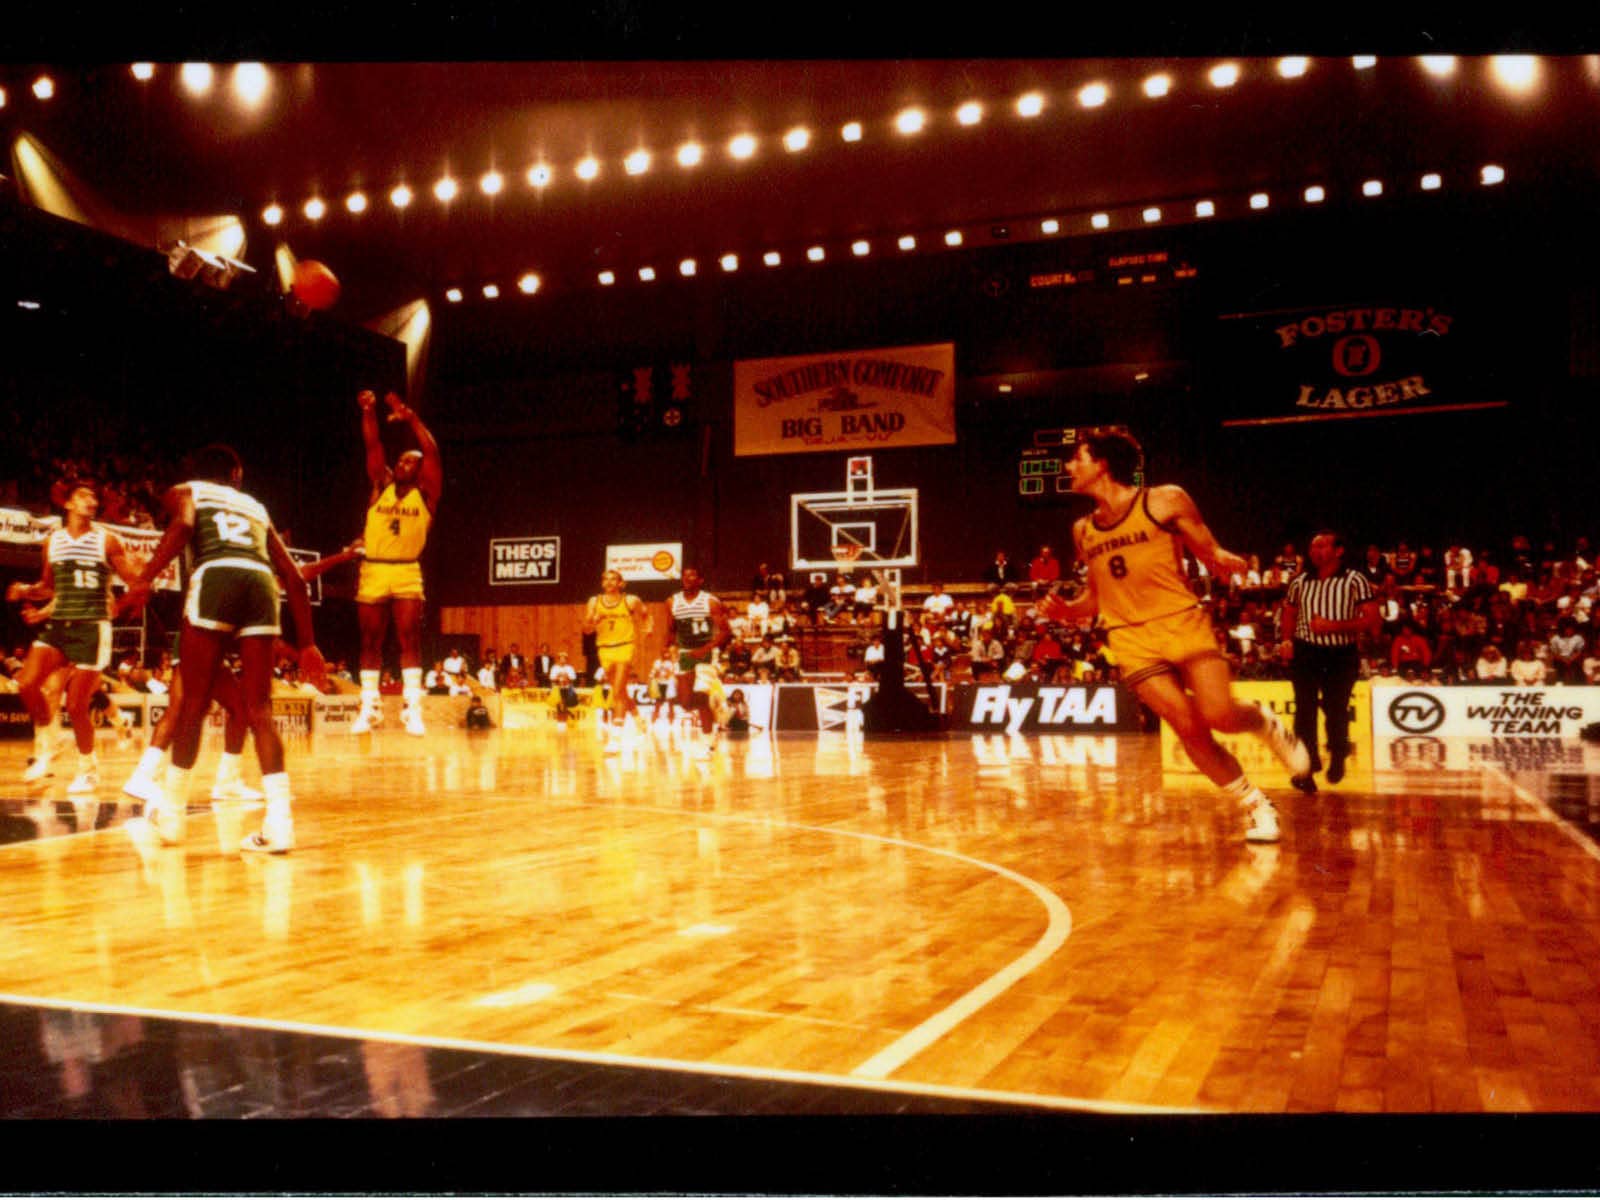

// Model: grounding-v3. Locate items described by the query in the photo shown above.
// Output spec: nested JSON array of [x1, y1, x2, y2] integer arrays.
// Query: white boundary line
[[621, 804, 1074, 1082], [0, 990, 1187, 1115], [1482, 763, 1600, 867]]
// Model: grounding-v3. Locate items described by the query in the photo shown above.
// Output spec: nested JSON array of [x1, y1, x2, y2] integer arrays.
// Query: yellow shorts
[[357, 560, 425, 604], [1107, 605, 1223, 688], [598, 643, 634, 669]]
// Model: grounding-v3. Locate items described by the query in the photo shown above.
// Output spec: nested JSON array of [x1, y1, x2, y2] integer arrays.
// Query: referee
[[1279, 530, 1380, 791]]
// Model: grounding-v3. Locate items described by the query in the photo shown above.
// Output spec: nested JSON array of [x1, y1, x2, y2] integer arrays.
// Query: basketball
[[291, 259, 341, 310]]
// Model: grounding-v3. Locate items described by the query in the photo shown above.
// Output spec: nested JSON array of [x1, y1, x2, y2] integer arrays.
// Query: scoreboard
[[1018, 425, 1141, 503]]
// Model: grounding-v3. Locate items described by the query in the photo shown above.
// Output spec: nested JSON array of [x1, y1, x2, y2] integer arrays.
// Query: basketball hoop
[[831, 543, 863, 565]]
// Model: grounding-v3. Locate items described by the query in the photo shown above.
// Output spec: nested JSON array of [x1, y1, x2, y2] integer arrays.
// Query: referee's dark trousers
[[1290, 639, 1362, 769]]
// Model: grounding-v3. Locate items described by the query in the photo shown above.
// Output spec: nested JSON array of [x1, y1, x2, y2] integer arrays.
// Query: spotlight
[[784, 127, 810, 152], [1277, 57, 1310, 79], [895, 108, 926, 135], [1352, 56, 1377, 70], [1142, 207, 1162, 223], [841, 122, 863, 142], [303, 197, 326, 221], [262, 204, 283, 226], [1362, 179, 1383, 197], [346, 192, 368, 214], [598, 271, 615, 286], [1091, 213, 1110, 229], [763, 251, 781, 267], [1481, 164, 1505, 185], [851, 240, 870, 256], [576, 157, 600, 181], [1208, 63, 1240, 88], [1250, 193, 1269, 209], [1041, 219, 1060, 235], [518, 274, 540, 294], [433, 177, 458, 202], [390, 184, 413, 209], [32, 76, 55, 101], [480, 171, 504, 195], [624, 150, 651, 176], [1420, 56, 1457, 78], [957, 102, 982, 125], [729, 134, 756, 160], [1078, 83, 1108, 108], [1421, 173, 1442, 190], [807, 246, 825, 262], [898, 235, 916, 250], [943, 230, 963, 246], [527, 164, 552, 187], [180, 63, 213, 95], [1016, 92, 1045, 117], [1195, 200, 1215, 218], [720, 254, 739, 272], [677, 142, 703, 167], [1144, 73, 1172, 98], [679, 259, 697, 276], [232, 63, 269, 106], [1304, 185, 1325, 203], [482, 284, 499, 299], [445, 288, 463, 303], [131, 63, 155, 81], [639, 266, 656, 281], [1491, 56, 1539, 92]]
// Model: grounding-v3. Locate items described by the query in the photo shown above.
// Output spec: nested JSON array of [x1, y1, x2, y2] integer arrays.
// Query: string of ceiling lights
[[0, 56, 1544, 303]]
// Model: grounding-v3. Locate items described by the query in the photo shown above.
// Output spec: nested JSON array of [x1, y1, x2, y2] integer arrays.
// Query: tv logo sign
[[1388, 691, 1445, 734]]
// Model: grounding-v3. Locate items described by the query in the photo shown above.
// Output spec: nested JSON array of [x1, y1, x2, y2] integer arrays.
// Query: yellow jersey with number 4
[[1076, 489, 1198, 630], [364, 482, 431, 563]]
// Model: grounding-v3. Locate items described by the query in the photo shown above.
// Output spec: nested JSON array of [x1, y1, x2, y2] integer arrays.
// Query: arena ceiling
[[3, 49, 1599, 322]]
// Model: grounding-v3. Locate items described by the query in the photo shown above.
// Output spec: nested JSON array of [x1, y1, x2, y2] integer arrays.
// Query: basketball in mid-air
[[291, 259, 341, 310]]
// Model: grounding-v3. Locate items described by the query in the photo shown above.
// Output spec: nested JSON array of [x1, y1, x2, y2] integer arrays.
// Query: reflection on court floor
[[1, 723, 1598, 1116]]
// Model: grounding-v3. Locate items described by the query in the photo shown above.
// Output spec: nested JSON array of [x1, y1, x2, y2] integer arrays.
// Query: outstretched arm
[[298, 538, 365, 582], [630, 593, 654, 638], [268, 525, 326, 689], [6, 537, 53, 605], [1151, 485, 1249, 578], [133, 486, 197, 595], [385, 392, 442, 510], [359, 390, 390, 500]]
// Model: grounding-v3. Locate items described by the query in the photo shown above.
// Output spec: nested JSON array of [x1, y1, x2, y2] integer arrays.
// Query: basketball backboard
[[790, 457, 918, 572]]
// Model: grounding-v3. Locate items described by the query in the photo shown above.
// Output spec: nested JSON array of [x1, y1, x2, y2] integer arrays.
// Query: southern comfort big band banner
[[733, 342, 957, 456]]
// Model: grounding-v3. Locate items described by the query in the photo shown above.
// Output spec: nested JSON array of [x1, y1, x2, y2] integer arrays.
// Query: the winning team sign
[[489, 536, 561, 585], [605, 542, 684, 582], [733, 341, 957, 456]]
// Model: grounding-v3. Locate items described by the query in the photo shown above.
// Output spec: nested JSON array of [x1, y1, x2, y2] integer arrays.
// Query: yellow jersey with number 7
[[1076, 489, 1199, 630], [364, 482, 431, 563]]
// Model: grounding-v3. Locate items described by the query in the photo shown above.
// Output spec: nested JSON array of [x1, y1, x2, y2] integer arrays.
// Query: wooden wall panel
[[439, 604, 671, 667]]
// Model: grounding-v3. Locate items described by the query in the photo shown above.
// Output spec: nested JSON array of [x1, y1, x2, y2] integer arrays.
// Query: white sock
[[360, 670, 381, 707], [215, 751, 243, 786], [261, 772, 293, 824], [134, 746, 165, 781], [78, 751, 97, 774], [165, 764, 194, 808], [34, 728, 51, 759], [402, 668, 422, 708], [1221, 775, 1260, 806]]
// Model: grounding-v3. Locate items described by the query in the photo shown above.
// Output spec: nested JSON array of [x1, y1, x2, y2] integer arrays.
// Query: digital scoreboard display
[[1018, 426, 1141, 503]]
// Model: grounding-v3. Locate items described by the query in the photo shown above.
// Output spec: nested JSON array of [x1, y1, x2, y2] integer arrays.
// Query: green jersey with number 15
[[188, 480, 273, 568]]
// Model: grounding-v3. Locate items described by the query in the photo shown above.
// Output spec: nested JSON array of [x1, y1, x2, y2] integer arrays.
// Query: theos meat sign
[[1214, 301, 1508, 427]]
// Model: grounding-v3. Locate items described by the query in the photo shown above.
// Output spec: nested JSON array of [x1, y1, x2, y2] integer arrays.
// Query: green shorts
[[36, 619, 111, 671], [185, 560, 280, 637], [677, 648, 710, 673]]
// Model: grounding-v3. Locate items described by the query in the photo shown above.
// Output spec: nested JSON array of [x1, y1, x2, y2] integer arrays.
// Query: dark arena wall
[[425, 190, 1594, 607]]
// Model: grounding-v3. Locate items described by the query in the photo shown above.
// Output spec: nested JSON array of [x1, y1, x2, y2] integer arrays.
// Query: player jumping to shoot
[[1046, 429, 1309, 843], [354, 389, 442, 736]]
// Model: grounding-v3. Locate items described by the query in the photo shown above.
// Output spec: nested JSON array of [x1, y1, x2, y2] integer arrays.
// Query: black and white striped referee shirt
[[1285, 568, 1375, 647]]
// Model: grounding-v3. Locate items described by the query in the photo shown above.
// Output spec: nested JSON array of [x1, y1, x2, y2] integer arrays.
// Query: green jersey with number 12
[[188, 480, 273, 568]]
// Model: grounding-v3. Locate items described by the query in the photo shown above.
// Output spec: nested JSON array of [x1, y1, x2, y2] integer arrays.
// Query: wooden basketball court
[[2, 720, 1598, 1120]]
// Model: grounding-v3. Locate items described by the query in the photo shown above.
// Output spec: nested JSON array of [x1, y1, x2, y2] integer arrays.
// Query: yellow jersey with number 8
[[1077, 489, 1198, 630], [364, 482, 431, 563]]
